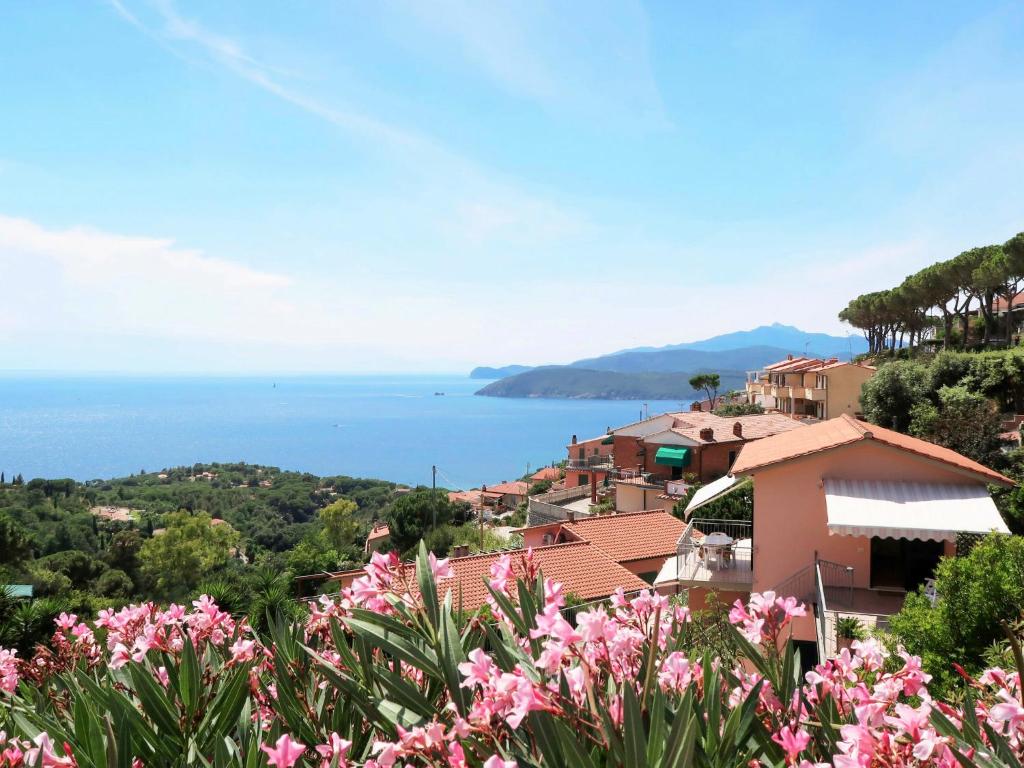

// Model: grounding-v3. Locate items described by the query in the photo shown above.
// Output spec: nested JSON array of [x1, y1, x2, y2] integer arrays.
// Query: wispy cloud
[[396, 0, 668, 126]]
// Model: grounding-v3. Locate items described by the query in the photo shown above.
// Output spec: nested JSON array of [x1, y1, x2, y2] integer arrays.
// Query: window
[[728, 450, 737, 466], [578, 473, 589, 487], [578, 447, 585, 460]]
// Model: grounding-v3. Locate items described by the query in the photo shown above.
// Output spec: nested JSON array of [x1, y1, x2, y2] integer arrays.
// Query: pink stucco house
[[655, 414, 1013, 660]]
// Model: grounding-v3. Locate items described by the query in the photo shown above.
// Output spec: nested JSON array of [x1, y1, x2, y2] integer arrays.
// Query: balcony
[[802, 387, 826, 402], [674, 518, 753, 587], [611, 468, 670, 488], [566, 455, 614, 470]]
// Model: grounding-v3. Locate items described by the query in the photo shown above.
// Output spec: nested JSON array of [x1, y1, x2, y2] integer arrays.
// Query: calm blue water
[[0, 375, 687, 488]]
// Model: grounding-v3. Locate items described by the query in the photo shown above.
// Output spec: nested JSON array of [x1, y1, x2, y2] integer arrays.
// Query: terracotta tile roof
[[485, 481, 529, 495], [995, 291, 1024, 312], [732, 414, 1014, 486], [530, 467, 562, 482], [560, 511, 687, 563], [663, 411, 805, 443], [448, 490, 483, 506], [816, 360, 875, 372], [366, 523, 390, 541], [414, 542, 650, 612]]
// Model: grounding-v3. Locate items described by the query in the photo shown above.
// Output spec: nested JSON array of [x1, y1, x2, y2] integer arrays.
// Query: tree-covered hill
[[0, 463, 403, 622]]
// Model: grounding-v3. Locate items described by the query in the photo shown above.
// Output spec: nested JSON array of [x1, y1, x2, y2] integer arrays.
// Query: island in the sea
[[473, 324, 866, 399]]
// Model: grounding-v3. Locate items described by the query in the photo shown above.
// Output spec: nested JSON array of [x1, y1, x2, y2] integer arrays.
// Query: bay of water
[[0, 375, 688, 488]]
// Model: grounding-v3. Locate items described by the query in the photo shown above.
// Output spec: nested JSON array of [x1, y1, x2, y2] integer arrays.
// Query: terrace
[[673, 518, 753, 587]]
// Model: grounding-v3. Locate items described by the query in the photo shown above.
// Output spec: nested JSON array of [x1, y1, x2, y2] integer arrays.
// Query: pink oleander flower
[[458, 648, 496, 688], [0, 648, 20, 693], [428, 552, 453, 581], [482, 756, 518, 768], [229, 638, 256, 664], [260, 734, 305, 768], [772, 724, 810, 761], [314, 732, 351, 768], [24, 732, 75, 767], [54, 613, 77, 631]]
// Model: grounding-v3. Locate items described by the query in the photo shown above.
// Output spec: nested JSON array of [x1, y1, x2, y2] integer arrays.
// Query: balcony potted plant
[[835, 615, 865, 651]]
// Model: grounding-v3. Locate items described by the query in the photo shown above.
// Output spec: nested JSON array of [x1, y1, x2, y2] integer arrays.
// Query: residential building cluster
[[316, 353, 1014, 665]]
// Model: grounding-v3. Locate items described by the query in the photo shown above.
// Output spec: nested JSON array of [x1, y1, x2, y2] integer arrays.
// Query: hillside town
[[308, 352, 1017, 669]]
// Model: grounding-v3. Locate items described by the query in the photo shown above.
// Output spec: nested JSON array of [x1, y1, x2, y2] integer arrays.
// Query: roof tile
[[732, 414, 1013, 486]]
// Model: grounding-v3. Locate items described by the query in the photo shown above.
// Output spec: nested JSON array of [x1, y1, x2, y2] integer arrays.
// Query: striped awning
[[684, 474, 749, 517], [824, 478, 1010, 542]]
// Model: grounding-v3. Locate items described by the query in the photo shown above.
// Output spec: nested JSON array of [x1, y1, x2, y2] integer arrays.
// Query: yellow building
[[745, 355, 875, 420]]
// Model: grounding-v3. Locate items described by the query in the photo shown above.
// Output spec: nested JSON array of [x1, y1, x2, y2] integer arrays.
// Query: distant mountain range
[[472, 324, 866, 400]]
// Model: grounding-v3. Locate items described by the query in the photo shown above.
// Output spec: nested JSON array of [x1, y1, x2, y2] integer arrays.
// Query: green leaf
[[623, 684, 647, 768], [344, 616, 441, 677], [179, 632, 202, 718], [416, 541, 441, 632], [377, 699, 427, 730]]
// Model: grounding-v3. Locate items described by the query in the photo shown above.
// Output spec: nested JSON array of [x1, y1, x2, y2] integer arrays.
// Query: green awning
[[654, 446, 691, 468], [601, 435, 614, 445]]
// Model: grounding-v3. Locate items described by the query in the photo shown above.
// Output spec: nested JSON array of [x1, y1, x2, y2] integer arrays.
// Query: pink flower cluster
[[3, 552, 1024, 768]]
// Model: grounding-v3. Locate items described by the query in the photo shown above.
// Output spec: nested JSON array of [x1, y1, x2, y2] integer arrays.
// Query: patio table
[[703, 532, 734, 569]]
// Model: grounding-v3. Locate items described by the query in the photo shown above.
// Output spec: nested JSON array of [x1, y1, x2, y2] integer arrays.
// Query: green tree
[[908, 385, 1003, 465], [0, 514, 32, 567], [318, 498, 360, 555], [139, 512, 240, 600], [688, 373, 721, 409], [860, 361, 930, 432], [887, 533, 1024, 695], [94, 568, 134, 599], [285, 534, 341, 576], [385, 490, 453, 555]]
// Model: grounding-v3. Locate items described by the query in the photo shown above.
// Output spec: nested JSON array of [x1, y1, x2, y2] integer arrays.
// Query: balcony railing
[[610, 468, 670, 487], [566, 455, 614, 470], [675, 518, 753, 586]]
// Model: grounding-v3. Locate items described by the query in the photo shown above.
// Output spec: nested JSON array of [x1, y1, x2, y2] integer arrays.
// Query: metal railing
[[566, 455, 614, 470], [817, 558, 854, 608], [609, 468, 669, 486], [675, 519, 753, 585], [773, 563, 816, 604], [814, 561, 830, 661]]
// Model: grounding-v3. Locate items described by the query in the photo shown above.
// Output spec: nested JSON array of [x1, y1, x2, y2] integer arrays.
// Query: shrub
[[887, 532, 1024, 695], [0, 545, 1020, 767]]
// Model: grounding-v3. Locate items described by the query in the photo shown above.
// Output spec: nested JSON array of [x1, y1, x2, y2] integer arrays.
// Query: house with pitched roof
[[656, 414, 1013, 660], [745, 354, 876, 420], [326, 542, 651, 613], [608, 411, 805, 513], [481, 480, 529, 510], [517, 510, 687, 583]]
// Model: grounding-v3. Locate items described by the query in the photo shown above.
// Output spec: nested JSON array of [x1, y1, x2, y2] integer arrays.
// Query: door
[[870, 537, 944, 591]]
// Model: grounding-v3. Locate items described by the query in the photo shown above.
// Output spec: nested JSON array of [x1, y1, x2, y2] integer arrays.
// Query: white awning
[[684, 474, 749, 517], [823, 478, 1010, 542]]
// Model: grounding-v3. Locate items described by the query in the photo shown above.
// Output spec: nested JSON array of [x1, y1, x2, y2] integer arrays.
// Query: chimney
[[566, 510, 575, 523], [690, 401, 701, 412], [571, 434, 577, 445], [787, 353, 793, 361], [700, 427, 714, 441], [733, 421, 743, 437], [452, 545, 469, 558]]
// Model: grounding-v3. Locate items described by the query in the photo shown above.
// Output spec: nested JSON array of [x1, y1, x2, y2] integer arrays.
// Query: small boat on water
[[434, 392, 445, 396]]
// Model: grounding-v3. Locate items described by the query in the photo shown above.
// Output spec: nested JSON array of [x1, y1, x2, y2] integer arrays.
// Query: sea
[[0, 375, 689, 489]]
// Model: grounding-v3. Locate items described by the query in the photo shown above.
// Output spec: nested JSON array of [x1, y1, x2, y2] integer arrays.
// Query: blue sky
[[1, 1, 1022, 373]]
